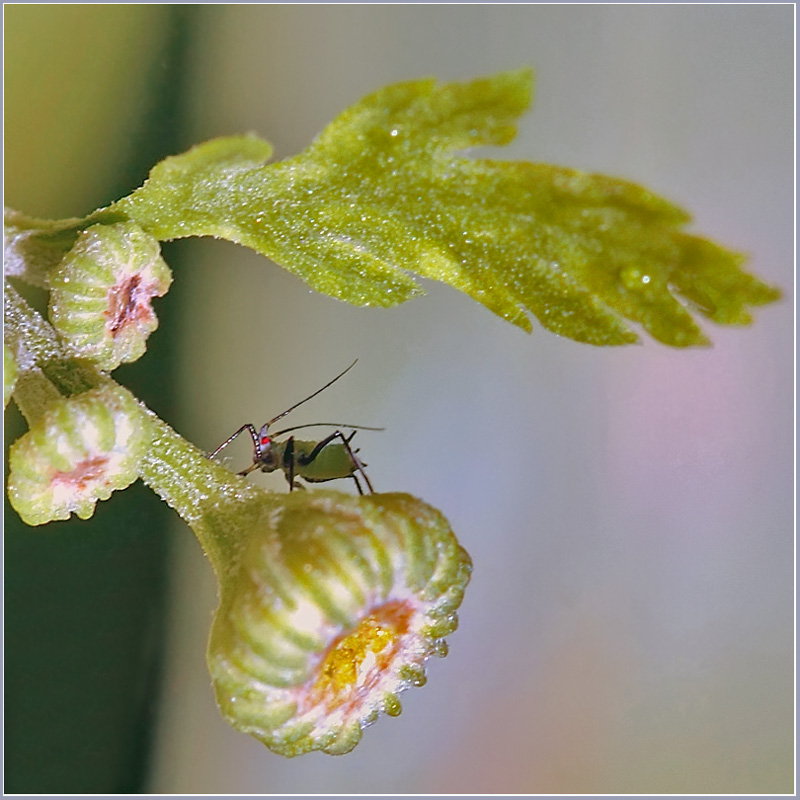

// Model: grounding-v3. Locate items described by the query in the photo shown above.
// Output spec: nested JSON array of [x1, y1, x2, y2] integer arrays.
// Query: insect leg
[[282, 436, 297, 491], [338, 431, 375, 494], [341, 432, 368, 494], [297, 430, 342, 465], [209, 423, 260, 460], [298, 430, 375, 494]]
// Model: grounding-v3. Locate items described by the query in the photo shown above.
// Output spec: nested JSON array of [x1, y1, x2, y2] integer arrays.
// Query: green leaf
[[107, 69, 780, 347]]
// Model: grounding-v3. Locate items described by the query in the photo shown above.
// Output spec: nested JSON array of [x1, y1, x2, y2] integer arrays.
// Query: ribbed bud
[[4, 343, 17, 408], [7, 384, 150, 525], [48, 222, 172, 371], [208, 491, 472, 757]]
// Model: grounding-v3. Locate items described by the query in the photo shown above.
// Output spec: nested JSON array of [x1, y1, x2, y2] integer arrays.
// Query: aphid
[[209, 360, 380, 494]]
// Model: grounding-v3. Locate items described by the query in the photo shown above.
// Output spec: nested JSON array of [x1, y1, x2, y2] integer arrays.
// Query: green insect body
[[209, 361, 379, 495], [276, 439, 362, 483]]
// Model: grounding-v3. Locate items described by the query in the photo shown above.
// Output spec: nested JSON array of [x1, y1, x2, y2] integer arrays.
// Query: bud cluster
[[48, 222, 172, 371], [209, 491, 472, 756], [7, 384, 150, 525]]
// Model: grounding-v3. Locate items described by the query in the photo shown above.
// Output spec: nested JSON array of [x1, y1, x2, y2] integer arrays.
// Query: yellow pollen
[[305, 600, 414, 712], [316, 615, 396, 697]]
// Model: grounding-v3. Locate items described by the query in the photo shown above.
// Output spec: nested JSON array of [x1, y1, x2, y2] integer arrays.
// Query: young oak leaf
[[106, 69, 780, 347]]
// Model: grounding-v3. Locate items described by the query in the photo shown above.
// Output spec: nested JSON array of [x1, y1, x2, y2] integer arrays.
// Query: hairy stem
[[5, 279, 266, 575], [140, 412, 264, 575]]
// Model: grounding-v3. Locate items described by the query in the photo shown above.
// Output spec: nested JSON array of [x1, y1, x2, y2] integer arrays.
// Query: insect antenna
[[266, 359, 360, 427], [270, 422, 384, 437]]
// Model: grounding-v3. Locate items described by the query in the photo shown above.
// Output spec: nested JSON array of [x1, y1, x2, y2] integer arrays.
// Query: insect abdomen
[[294, 440, 356, 481]]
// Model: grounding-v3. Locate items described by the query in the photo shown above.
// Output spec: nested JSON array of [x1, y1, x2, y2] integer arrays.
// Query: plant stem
[[139, 411, 264, 576], [5, 277, 269, 577]]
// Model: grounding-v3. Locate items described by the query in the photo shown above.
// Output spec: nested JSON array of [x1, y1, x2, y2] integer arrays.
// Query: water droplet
[[383, 693, 402, 717], [621, 266, 653, 291], [432, 640, 449, 658]]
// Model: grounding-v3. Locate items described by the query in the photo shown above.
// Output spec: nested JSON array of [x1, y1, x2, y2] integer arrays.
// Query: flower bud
[[48, 222, 172, 371], [208, 491, 472, 756], [7, 383, 150, 525]]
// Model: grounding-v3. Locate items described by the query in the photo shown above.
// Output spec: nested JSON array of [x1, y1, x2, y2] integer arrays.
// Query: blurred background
[[4, 5, 793, 794]]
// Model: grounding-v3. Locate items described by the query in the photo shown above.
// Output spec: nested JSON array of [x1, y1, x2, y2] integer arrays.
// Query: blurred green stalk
[[4, 6, 198, 792]]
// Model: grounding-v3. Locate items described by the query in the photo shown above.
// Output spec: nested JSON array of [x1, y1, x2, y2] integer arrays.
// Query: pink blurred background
[[7, 5, 792, 793], [150, 6, 793, 793]]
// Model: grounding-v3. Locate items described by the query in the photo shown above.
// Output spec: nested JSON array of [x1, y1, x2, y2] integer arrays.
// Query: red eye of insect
[[261, 436, 271, 445]]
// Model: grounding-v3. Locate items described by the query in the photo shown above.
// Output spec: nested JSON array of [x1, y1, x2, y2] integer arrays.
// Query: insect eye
[[261, 436, 271, 446]]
